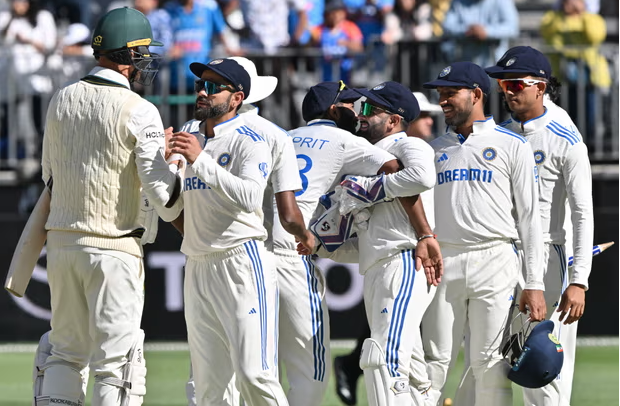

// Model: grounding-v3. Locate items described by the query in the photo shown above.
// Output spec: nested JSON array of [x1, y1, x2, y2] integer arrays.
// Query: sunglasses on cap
[[359, 101, 399, 117], [194, 80, 236, 95], [497, 78, 546, 93]]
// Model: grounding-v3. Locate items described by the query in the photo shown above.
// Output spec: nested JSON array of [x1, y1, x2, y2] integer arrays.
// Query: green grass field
[[1, 346, 617, 405]]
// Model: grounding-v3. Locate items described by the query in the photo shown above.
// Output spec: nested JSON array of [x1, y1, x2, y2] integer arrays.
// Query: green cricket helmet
[[92, 7, 163, 86]]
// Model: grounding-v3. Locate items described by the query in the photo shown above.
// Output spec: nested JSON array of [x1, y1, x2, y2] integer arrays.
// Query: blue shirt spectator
[[441, 0, 519, 68], [166, 0, 227, 91], [343, 0, 394, 46]]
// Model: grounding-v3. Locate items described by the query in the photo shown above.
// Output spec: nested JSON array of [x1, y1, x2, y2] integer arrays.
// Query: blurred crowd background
[[0, 0, 618, 186]]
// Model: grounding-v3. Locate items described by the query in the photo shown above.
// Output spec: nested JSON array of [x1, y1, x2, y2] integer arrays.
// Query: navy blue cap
[[507, 320, 564, 389], [485, 46, 552, 80], [325, 0, 346, 12], [423, 61, 491, 95], [190, 58, 251, 100], [354, 81, 420, 122], [302, 82, 361, 122]]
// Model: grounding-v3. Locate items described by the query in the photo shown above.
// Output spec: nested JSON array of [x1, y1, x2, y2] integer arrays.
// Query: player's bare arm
[[399, 195, 443, 286], [377, 159, 400, 175], [275, 191, 315, 252], [171, 210, 184, 236]]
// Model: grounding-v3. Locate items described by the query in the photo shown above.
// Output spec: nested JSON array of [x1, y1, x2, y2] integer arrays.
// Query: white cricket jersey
[[500, 107, 594, 288], [430, 117, 544, 290], [272, 119, 395, 251], [356, 132, 436, 273], [178, 114, 273, 256], [179, 113, 302, 252]]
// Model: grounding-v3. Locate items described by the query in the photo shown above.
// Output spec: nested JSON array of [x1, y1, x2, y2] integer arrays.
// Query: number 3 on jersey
[[295, 154, 313, 196]]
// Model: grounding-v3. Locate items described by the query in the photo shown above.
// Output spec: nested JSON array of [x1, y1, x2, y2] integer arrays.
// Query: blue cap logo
[[218, 153, 231, 167], [439, 66, 451, 77], [506, 57, 516, 66], [482, 147, 497, 161]]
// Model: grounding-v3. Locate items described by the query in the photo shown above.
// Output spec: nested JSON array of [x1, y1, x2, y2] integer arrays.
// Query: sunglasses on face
[[497, 78, 546, 93], [194, 80, 236, 95], [359, 101, 397, 117]]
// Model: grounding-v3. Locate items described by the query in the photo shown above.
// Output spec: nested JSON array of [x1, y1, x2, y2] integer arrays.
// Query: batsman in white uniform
[[420, 62, 546, 406], [36, 8, 181, 406], [274, 81, 399, 406], [164, 59, 288, 406], [487, 46, 594, 406]]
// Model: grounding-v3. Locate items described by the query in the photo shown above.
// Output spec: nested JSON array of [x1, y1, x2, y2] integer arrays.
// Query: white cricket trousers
[[522, 243, 575, 406], [184, 240, 288, 406], [44, 243, 144, 406], [423, 242, 519, 406], [363, 249, 428, 403], [275, 251, 330, 406]]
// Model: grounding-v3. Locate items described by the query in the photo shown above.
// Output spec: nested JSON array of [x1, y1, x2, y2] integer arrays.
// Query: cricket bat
[[567, 242, 614, 267], [4, 188, 50, 297]]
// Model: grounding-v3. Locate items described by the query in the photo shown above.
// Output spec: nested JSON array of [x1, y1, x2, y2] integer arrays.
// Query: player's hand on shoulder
[[169, 131, 202, 164], [556, 284, 586, 325]]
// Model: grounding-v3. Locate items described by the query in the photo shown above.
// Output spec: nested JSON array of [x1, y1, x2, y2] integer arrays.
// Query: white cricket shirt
[[430, 117, 544, 290], [179, 114, 273, 255], [500, 107, 594, 288], [356, 132, 436, 273], [272, 119, 395, 251]]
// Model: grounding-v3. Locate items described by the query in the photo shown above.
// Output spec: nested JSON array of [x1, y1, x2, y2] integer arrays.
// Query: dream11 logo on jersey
[[11, 251, 365, 320]]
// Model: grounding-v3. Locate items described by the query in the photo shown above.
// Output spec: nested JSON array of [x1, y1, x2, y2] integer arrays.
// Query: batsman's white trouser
[[42, 241, 145, 406], [454, 242, 576, 406], [184, 241, 288, 406], [522, 243, 575, 406], [275, 250, 330, 406], [362, 249, 427, 406], [422, 242, 519, 406]]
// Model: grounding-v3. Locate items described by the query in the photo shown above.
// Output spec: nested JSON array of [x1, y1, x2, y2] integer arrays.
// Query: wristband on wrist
[[418, 234, 436, 242]]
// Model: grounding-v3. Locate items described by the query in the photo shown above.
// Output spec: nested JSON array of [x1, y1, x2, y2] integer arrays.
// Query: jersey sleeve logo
[[482, 147, 497, 161], [258, 162, 269, 179], [217, 153, 231, 167], [533, 150, 546, 165]]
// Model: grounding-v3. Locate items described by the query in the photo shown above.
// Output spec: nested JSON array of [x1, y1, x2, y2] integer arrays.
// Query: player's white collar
[[89, 66, 130, 89], [510, 107, 550, 135], [375, 131, 407, 149], [212, 114, 242, 138], [307, 119, 337, 127], [448, 116, 496, 140]]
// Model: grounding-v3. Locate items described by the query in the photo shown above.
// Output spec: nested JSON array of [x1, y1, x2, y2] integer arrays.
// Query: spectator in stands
[[407, 91, 442, 141], [541, 0, 611, 137], [344, 0, 393, 82], [238, 0, 308, 54], [311, 0, 363, 83], [166, 0, 236, 93], [382, 0, 433, 44], [0, 0, 57, 175], [135, 0, 173, 57], [440, 0, 519, 68]]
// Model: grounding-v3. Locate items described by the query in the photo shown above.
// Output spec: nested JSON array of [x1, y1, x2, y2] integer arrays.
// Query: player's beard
[[444, 102, 473, 128], [194, 94, 232, 121], [356, 117, 387, 145]]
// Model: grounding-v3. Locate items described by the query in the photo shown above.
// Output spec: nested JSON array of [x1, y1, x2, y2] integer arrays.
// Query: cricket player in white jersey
[[180, 56, 311, 406], [35, 7, 182, 406], [420, 61, 546, 406], [486, 46, 594, 406], [333, 90, 443, 406], [164, 58, 288, 406], [273, 81, 400, 406]]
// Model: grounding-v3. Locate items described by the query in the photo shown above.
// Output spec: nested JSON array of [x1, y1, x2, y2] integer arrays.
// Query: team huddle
[[24, 6, 593, 406]]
